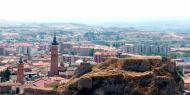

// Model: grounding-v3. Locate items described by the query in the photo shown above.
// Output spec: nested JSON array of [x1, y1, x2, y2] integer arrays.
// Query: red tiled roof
[[32, 61, 49, 66], [32, 77, 66, 87], [33, 78, 53, 87], [13, 43, 32, 47], [94, 52, 117, 56], [184, 78, 190, 84], [0, 42, 8, 47]]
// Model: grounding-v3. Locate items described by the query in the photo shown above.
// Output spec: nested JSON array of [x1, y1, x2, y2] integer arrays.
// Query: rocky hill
[[58, 57, 183, 95]]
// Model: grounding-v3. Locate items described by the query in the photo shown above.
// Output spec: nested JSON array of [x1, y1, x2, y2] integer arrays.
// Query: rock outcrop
[[58, 57, 183, 95], [74, 62, 92, 77]]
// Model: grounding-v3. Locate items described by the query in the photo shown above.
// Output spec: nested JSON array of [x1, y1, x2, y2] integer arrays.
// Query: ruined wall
[[74, 63, 92, 77], [24, 87, 60, 95]]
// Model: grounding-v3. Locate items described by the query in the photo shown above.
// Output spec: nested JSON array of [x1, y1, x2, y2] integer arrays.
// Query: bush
[[52, 84, 59, 91]]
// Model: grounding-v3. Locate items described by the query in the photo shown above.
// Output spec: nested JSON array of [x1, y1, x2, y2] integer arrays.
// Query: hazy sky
[[0, 0, 189, 23]]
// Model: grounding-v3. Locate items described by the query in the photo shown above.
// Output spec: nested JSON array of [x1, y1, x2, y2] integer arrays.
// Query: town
[[0, 23, 189, 94], [0, 0, 190, 94]]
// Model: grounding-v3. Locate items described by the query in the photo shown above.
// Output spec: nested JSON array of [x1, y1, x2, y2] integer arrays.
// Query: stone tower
[[17, 57, 24, 84], [50, 33, 59, 76]]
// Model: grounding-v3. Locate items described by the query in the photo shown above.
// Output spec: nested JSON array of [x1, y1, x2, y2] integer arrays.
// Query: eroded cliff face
[[58, 57, 183, 95]]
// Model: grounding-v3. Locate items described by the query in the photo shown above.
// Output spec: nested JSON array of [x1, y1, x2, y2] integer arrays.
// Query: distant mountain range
[[1, 18, 190, 33], [93, 18, 190, 33]]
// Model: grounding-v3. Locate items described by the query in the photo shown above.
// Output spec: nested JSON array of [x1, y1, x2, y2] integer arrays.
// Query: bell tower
[[49, 33, 59, 76], [17, 57, 24, 84]]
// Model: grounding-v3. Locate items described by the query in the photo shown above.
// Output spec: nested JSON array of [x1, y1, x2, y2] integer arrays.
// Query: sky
[[0, 0, 190, 23]]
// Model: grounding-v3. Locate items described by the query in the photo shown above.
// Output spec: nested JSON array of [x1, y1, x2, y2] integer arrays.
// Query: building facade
[[120, 44, 169, 56], [0, 47, 5, 56]]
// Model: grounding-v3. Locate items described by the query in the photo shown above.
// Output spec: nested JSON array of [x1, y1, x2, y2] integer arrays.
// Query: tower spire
[[19, 56, 23, 64], [52, 32, 58, 45]]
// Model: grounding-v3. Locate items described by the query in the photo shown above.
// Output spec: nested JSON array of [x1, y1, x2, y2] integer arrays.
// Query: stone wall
[[0, 85, 11, 93], [24, 87, 60, 95]]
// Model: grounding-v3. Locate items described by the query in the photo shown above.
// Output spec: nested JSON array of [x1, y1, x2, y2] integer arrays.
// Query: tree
[[168, 52, 181, 59], [0, 68, 11, 82], [89, 49, 94, 56], [70, 50, 76, 55], [182, 53, 190, 57], [116, 35, 120, 41], [4, 68, 11, 81]]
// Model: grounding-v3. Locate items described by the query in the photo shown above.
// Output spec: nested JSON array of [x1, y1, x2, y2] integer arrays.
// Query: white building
[[120, 44, 169, 56]]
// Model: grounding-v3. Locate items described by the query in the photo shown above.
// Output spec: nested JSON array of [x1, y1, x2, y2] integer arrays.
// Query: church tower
[[49, 33, 59, 76], [17, 57, 24, 84]]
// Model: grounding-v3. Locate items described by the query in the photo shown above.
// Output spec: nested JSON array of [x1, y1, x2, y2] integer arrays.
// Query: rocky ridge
[[58, 57, 183, 95]]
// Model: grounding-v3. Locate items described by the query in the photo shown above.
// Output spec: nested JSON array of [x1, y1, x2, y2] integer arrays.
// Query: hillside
[[58, 57, 183, 95]]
